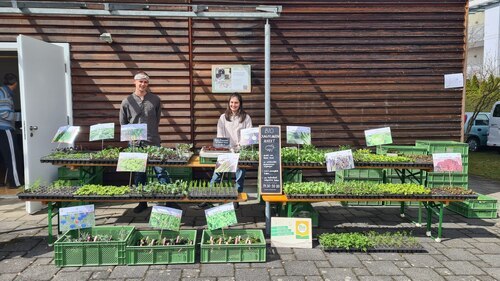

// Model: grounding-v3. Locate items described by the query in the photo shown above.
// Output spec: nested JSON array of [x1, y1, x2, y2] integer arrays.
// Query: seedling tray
[[54, 226, 135, 267], [321, 245, 426, 253], [286, 193, 478, 200], [200, 229, 266, 263], [126, 230, 196, 265]]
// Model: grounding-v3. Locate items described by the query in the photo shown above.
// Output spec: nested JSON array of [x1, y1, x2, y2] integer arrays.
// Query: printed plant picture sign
[[325, 150, 355, 172], [432, 153, 463, 172], [117, 152, 148, 172], [215, 153, 239, 173], [205, 203, 238, 230], [149, 206, 182, 231], [120, 124, 147, 142], [59, 204, 95, 232], [52, 125, 80, 144], [240, 127, 259, 146], [89, 123, 115, 141], [364, 127, 393, 147], [286, 126, 311, 145]]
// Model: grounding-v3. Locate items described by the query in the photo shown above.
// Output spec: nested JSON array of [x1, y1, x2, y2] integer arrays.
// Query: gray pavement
[[0, 175, 499, 280]]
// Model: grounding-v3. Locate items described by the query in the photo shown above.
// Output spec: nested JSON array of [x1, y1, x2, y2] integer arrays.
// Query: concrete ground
[[0, 175, 499, 281]]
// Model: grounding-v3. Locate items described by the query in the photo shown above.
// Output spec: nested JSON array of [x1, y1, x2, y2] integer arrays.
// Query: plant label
[[325, 149, 355, 172], [259, 125, 282, 195], [215, 153, 239, 173], [213, 137, 230, 149], [444, 73, 464, 89], [433, 153, 463, 172], [205, 202, 238, 230], [240, 127, 259, 146], [59, 204, 95, 232], [89, 123, 115, 141], [52, 125, 80, 144], [286, 126, 311, 145], [271, 217, 312, 248], [117, 152, 148, 172], [120, 124, 147, 142], [150, 206, 182, 231], [364, 127, 393, 146]]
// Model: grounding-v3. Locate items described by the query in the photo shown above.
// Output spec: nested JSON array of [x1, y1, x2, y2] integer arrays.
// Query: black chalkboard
[[213, 138, 230, 148], [259, 125, 282, 194]]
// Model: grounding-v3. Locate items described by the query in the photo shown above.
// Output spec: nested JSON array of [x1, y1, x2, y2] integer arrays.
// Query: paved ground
[[0, 175, 499, 281]]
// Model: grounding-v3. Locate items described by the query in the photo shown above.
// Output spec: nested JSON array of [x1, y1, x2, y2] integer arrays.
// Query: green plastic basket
[[426, 172, 468, 189], [335, 169, 384, 183], [447, 202, 498, 219], [450, 194, 497, 210], [384, 168, 426, 185], [199, 156, 218, 164], [200, 229, 266, 263], [126, 230, 196, 265], [376, 145, 428, 155], [54, 226, 134, 267], [283, 169, 303, 183], [415, 140, 469, 156]]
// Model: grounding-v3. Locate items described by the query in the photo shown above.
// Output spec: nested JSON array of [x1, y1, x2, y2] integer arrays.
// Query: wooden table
[[21, 193, 248, 244], [262, 194, 469, 242]]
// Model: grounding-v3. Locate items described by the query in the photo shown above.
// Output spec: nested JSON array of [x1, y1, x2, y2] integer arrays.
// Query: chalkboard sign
[[213, 137, 230, 149], [259, 125, 282, 194]]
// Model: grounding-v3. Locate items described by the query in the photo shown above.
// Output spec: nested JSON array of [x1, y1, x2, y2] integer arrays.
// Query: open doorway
[[0, 50, 23, 195]]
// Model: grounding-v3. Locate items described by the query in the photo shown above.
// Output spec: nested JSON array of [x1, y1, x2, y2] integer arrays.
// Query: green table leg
[[437, 202, 444, 242], [425, 202, 432, 237], [47, 202, 53, 244], [424, 202, 444, 242]]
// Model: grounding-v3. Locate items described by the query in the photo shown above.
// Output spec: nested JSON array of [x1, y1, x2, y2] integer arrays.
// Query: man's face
[[134, 79, 149, 93]]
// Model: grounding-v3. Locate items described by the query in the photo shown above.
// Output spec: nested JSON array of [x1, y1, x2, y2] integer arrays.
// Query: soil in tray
[[135, 236, 193, 246], [322, 245, 426, 253]]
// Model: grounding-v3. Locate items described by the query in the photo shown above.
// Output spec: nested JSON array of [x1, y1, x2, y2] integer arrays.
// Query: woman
[[200, 93, 252, 209]]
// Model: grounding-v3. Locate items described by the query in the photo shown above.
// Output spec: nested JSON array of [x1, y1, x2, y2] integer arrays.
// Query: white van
[[487, 101, 500, 147]]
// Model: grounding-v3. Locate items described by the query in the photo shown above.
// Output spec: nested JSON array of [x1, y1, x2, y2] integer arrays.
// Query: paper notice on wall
[[444, 73, 464, 89]]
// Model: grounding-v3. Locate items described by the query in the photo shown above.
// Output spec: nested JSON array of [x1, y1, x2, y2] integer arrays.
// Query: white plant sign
[[89, 123, 115, 141], [117, 152, 148, 172], [52, 125, 80, 144], [364, 127, 393, 146], [432, 153, 463, 172], [120, 123, 147, 142], [325, 150, 355, 172], [240, 127, 259, 146], [215, 153, 240, 173], [286, 126, 311, 145]]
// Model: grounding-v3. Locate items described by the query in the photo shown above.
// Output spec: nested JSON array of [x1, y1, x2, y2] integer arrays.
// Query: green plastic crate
[[126, 230, 196, 265], [447, 202, 498, 219], [426, 172, 468, 189], [341, 200, 385, 206], [200, 229, 266, 263], [415, 140, 469, 156], [384, 168, 426, 185], [283, 169, 303, 183], [450, 194, 497, 210], [199, 156, 217, 164], [58, 167, 80, 179], [335, 169, 384, 183], [54, 226, 134, 267], [376, 145, 428, 155]]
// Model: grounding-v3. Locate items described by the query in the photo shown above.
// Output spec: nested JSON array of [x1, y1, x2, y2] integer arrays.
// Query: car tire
[[467, 137, 479, 152]]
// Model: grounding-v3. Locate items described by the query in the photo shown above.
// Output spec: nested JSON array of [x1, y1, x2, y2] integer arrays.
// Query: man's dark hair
[[3, 73, 18, 86]]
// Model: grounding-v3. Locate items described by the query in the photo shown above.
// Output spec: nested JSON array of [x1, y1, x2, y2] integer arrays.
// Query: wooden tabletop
[[261, 194, 463, 205]]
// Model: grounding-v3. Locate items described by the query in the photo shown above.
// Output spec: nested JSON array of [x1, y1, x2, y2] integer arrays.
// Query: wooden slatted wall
[[0, 0, 466, 151], [192, 0, 467, 149]]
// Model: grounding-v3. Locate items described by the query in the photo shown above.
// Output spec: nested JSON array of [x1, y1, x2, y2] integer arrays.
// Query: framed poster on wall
[[212, 65, 251, 93]]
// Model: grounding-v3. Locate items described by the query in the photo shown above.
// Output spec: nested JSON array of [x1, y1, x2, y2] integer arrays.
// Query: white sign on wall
[[212, 65, 251, 93]]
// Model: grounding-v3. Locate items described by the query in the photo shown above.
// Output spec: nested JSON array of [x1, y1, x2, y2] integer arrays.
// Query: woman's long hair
[[224, 93, 247, 123]]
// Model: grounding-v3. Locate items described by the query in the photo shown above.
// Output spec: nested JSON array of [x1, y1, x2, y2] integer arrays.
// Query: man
[[0, 73, 23, 188], [120, 71, 170, 213]]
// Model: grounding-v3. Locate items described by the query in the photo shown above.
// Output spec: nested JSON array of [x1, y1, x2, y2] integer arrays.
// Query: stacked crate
[[282, 168, 318, 226], [415, 140, 469, 189], [415, 140, 497, 218]]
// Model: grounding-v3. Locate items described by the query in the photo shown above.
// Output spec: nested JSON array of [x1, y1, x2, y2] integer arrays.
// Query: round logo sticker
[[297, 223, 307, 233]]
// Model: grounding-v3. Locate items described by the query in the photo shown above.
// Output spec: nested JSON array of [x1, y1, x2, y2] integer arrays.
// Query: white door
[[487, 102, 500, 147], [18, 35, 70, 214]]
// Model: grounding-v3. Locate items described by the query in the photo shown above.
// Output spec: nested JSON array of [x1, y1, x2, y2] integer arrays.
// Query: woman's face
[[229, 96, 240, 113]]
